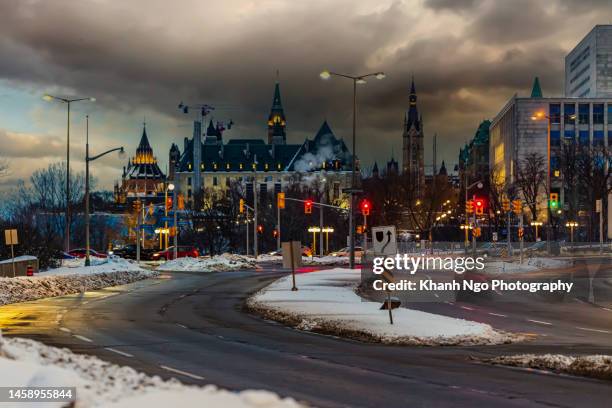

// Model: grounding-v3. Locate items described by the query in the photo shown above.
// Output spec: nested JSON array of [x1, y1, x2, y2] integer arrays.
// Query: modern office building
[[490, 79, 611, 221], [565, 25, 612, 97]]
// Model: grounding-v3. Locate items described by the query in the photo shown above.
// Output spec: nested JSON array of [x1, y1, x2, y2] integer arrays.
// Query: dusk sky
[[0, 0, 608, 191]]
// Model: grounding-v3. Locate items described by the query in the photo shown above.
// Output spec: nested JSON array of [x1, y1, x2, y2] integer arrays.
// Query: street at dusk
[[0, 1, 611, 407]]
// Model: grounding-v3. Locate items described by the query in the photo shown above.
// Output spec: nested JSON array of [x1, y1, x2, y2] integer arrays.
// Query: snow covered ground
[[487, 354, 612, 381], [247, 268, 519, 346], [156, 254, 256, 272], [256, 254, 354, 266], [484, 257, 572, 275], [0, 334, 304, 407], [0, 258, 156, 306]]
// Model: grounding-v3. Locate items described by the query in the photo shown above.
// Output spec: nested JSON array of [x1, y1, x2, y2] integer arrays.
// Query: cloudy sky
[[0, 0, 608, 191]]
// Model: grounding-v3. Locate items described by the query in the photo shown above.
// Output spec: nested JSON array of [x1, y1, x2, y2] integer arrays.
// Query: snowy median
[[0, 334, 304, 408], [0, 258, 157, 306], [256, 254, 355, 266], [484, 257, 572, 275], [247, 268, 520, 346], [156, 253, 257, 272], [486, 354, 612, 381]]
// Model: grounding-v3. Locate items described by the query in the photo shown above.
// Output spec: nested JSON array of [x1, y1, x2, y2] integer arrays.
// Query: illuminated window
[[226, 163, 230, 170], [213, 163, 218, 170], [277, 163, 281, 170], [264, 163, 269, 171]]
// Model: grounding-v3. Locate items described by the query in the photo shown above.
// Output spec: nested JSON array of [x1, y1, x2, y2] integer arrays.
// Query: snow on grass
[[247, 268, 520, 346], [487, 354, 612, 381], [157, 253, 256, 272], [484, 257, 572, 275], [0, 258, 157, 306], [0, 334, 304, 408]]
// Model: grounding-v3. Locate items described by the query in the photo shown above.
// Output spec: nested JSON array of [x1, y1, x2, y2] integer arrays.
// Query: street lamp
[[84, 115, 124, 266], [43, 94, 95, 252], [530, 221, 543, 241], [164, 183, 175, 251], [319, 69, 385, 269], [565, 221, 578, 243]]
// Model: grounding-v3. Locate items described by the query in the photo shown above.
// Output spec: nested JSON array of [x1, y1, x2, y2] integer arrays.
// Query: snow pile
[[157, 254, 256, 272], [46, 257, 143, 276], [0, 255, 38, 265], [256, 254, 353, 266], [484, 257, 571, 275], [0, 258, 156, 306], [247, 268, 519, 346], [487, 354, 612, 381], [0, 335, 304, 408]]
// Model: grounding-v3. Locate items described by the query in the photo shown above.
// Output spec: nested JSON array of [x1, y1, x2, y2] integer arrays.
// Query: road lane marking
[[433, 293, 440, 298], [160, 365, 205, 380], [460, 306, 475, 311], [176, 323, 187, 329], [602, 307, 612, 312], [59, 327, 71, 333], [576, 327, 611, 334], [104, 347, 134, 358], [527, 319, 552, 326], [488, 313, 507, 317], [73, 334, 93, 343]]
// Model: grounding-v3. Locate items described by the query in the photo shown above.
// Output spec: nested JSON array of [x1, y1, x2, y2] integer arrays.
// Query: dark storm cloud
[[0, 0, 608, 181]]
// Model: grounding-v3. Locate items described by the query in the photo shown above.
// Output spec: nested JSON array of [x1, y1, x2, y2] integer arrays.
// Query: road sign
[[380, 297, 401, 310], [4, 229, 18, 245], [371, 226, 397, 255]]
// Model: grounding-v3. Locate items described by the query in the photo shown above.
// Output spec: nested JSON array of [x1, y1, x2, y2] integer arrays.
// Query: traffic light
[[474, 198, 485, 215], [473, 227, 481, 238], [549, 193, 559, 210], [239, 198, 245, 213], [356, 225, 364, 234], [272, 229, 278, 238], [165, 197, 173, 211], [465, 199, 474, 214], [257, 225, 263, 234], [305, 199, 313, 214], [512, 199, 522, 214], [502, 198, 510, 212], [177, 194, 185, 210], [277, 192, 285, 209], [360, 199, 371, 216]]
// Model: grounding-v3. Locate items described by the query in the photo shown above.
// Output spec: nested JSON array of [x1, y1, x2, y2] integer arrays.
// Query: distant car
[[67, 248, 108, 258], [329, 246, 364, 258], [112, 244, 154, 260], [151, 246, 199, 261], [60, 251, 77, 259], [267, 246, 313, 257]]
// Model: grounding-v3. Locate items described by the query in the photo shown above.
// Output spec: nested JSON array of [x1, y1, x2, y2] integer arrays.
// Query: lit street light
[[43, 94, 95, 252], [530, 221, 543, 241], [84, 115, 124, 266], [565, 221, 578, 243], [319, 69, 385, 268]]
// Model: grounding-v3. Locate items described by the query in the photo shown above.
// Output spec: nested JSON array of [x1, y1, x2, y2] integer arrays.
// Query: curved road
[[2, 265, 612, 407]]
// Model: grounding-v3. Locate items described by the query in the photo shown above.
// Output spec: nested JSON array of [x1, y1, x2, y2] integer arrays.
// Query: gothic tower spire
[[402, 76, 425, 196], [268, 73, 287, 145]]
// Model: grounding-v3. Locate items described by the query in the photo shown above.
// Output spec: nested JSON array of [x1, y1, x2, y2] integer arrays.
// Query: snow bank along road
[[1, 264, 612, 407]]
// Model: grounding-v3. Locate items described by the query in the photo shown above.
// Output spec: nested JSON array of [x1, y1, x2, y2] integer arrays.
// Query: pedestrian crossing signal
[[305, 200, 313, 214], [239, 199, 245, 213], [277, 192, 285, 209]]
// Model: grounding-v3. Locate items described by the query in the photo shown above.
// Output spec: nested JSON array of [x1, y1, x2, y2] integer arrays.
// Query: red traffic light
[[360, 199, 371, 216], [474, 198, 485, 215], [304, 199, 313, 214], [257, 225, 264, 234]]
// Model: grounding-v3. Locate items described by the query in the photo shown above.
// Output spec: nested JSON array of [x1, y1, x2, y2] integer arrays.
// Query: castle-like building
[[114, 125, 166, 204], [402, 78, 425, 194], [167, 80, 353, 207]]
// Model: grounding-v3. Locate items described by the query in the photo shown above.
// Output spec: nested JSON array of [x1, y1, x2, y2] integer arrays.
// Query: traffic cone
[[26, 265, 34, 277]]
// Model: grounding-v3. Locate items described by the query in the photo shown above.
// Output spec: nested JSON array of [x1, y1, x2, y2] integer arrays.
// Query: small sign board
[[4, 229, 18, 245], [282, 241, 302, 269], [371, 226, 397, 255], [492, 232, 498, 242], [380, 297, 401, 310]]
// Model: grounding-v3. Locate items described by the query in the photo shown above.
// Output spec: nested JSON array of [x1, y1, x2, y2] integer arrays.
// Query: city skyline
[[0, 0, 608, 191]]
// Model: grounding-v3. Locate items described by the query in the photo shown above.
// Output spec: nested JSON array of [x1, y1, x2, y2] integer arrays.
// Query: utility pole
[[319, 200, 324, 256], [277, 201, 281, 251], [253, 181, 258, 259], [173, 188, 178, 260]]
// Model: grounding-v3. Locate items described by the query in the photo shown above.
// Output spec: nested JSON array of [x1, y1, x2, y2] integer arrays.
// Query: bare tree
[[515, 152, 546, 222]]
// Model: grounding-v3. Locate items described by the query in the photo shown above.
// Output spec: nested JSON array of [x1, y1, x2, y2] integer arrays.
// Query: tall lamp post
[[319, 69, 385, 269], [164, 183, 175, 251], [43, 94, 95, 252], [84, 115, 124, 266]]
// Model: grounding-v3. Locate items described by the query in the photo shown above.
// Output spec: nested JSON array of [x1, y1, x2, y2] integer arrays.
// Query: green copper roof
[[531, 76, 543, 98]]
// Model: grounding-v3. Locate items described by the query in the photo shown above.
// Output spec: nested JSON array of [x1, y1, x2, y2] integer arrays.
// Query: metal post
[[349, 78, 357, 269], [173, 188, 178, 260], [164, 187, 168, 250], [387, 291, 393, 325], [136, 208, 141, 264], [254, 179, 258, 259], [507, 211, 512, 256], [598, 199, 603, 254], [519, 213, 524, 264], [246, 216, 250, 256], [546, 118, 552, 255], [85, 115, 91, 266], [10, 243, 15, 278], [276, 201, 281, 251], [472, 205, 476, 258], [363, 214, 367, 255], [290, 241, 298, 291], [65, 101, 71, 252], [319, 203, 323, 256]]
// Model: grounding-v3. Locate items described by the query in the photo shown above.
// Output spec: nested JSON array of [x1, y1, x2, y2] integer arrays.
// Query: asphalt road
[[2, 263, 612, 407]]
